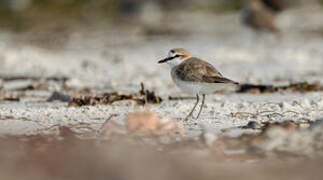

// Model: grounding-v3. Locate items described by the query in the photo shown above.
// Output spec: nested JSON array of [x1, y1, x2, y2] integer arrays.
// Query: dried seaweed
[[237, 81, 323, 93], [139, 83, 162, 104], [0, 90, 20, 102], [0, 75, 68, 82], [69, 83, 162, 107], [278, 82, 323, 92], [1, 97, 20, 101], [69, 92, 136, 106], [237, 84, 276, 93], [238, 119, 312, 132], [168, 96, 196, 100]]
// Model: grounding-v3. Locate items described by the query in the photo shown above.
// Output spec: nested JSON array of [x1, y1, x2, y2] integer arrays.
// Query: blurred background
[[1, 0, 323, 92], [0, 0, 322, 46]]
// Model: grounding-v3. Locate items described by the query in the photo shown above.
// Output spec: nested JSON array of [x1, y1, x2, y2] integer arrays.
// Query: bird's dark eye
[[170, 50, 175, 53]]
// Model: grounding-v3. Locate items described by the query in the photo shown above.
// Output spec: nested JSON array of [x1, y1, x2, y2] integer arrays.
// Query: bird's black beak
[[158, 56, 173, 64]]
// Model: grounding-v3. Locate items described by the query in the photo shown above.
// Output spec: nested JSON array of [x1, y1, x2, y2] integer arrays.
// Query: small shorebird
[[158, 48, 239, 120], [241, 0, 281, 36]]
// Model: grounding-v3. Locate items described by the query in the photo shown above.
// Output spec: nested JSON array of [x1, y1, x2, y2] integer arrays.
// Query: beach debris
[[69, 92, 138, 106], [69, 83, 162, 107], [1, 96, 20, 102], [237, 82, 323, 93], [0, 75, 68, 82], [237, 84, 275, 93], [240, 121, 262, 129], [139, 82, 162, 104], [238, 120, 311, 132], [0, 89, 20, 102], [260, 120, 302, 132], [278, 82, 322, 92], [168, 96, 196, 101]]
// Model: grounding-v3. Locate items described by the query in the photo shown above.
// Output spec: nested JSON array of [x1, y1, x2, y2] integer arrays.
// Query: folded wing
[[175, 57, 238, 84]]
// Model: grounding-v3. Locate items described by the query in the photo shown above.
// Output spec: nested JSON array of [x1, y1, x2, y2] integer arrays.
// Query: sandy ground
[[1, 7, 323, 136]]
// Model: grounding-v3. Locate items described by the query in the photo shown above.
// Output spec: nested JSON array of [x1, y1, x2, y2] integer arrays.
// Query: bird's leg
[[195, 94, 205, 119], [184, 94, 199, 121]]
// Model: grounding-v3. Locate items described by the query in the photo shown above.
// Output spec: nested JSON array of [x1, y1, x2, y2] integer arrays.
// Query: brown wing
[[175, 57, 237, 84], [202, 76, 238, 84]]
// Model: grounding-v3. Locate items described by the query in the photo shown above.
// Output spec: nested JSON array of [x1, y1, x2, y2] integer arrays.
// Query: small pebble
[[244, 121, 262, 129]]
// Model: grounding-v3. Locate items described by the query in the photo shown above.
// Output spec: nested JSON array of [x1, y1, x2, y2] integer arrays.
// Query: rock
[[126, 112, 158, 134], [47, 91, 70, 102], [243, 121, 262, 129]]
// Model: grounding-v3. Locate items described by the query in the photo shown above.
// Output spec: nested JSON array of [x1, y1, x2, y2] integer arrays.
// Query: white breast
[[172, 76, 235, 95]]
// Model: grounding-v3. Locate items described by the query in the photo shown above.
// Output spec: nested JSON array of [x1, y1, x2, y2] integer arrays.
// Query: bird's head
[[158, 48, 192, 67]]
